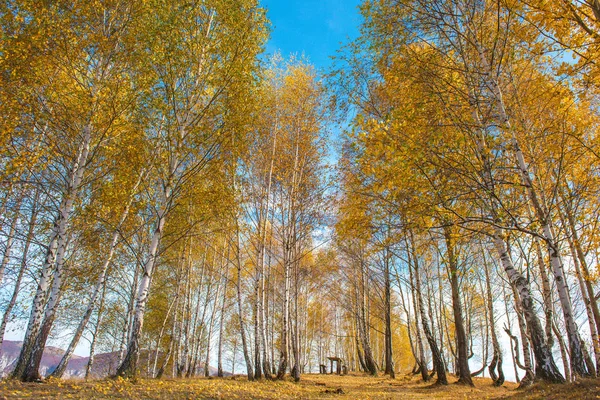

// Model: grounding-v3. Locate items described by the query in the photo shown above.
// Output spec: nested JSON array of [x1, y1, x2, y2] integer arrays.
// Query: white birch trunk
[[492, 232, 564, 382], [217, 247, 229, 377], [15, 124, 92, 381], [85, 278, 108, 380], [0, 191, 38, 357], [204, 273, 223, 377], [51, 170, 144, 379], [235, 226, 254, 380], [514, 141, 588, 377], [115, 204, 167, 377], [474, 41, 589, 376], [466, 63, 565, 381]]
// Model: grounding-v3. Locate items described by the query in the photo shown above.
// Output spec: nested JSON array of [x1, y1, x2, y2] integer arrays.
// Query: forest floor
[[1, 372, 599, 399]]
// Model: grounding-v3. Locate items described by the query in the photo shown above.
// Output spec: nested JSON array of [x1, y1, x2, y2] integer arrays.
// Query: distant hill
[[0, 340, 221, 379]]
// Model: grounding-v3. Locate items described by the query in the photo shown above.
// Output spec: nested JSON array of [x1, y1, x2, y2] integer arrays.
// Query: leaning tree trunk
[[116, 205, 168, 378], [509, 281, 536, 385], [561, 207, 599, 376], [476, 43, 588, 378], [0, 193, 22, 284], [85, 277, 108, 380], [468, 81, 564, 383], [151, 294, 178, 378], [459, 26, 566, 380], [552, 321, 572, 382], [513, 137, 589, 378], [561, 186, 600, 372], [51, 264, 112, 380], [156, 337, 174, 379], [52, 173, 143, 379], [396, 269, 421, 378], [355, 331, 367, 373], [483, 190, 564, 382], [16, 125, 92, 382], [0, 190, 38, 357]]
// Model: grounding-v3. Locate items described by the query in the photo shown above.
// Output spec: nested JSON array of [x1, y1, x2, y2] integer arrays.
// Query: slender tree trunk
[[17, 125, 93, 382], [561, 209, 599, 376], [355, 324, 367, 372], [258, 114, 278, 380], [119, 259, 140, 370], [204, 270, 223, 377], [356, 255, 378, 376], [52, 267, 112, 379], [509, 282, 535, 385], [156, 337, 174, 379], [217, 248, 229, 378], [52, 172, 143, 379], [0, 194, 22, 284], [492, 232, 563, 382], [443, 226, 472, 385], [178, 244, 193, 376], [116, 205, 168, 378], [276, 240, 291, 379], [189, 271, 211, 378], [85, 277, 108, 380], [409, 266, 429, 382], [561, 187, 600, 372], [409, 233, 447, 385], [0, 190, 39, 357], [231, 339, 237, 376], [467, 53, 564, 383], [383, 245, 395, 378], [396, 268, 420, 376], [476, 44, 588, 377], [253, 277, 262, 379], [260, 266, 272, 379], [552, 321, 572, 382], [151, 295, 178, 378], [234, 229, 254, 381], [482, 249, 504, 386], [291, 248, 301, 382], [533, 235, 554, 348]]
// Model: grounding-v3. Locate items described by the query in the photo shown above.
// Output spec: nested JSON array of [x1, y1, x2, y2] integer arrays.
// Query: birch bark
[[52, 170, 145, 379], [16, 124, 93, 382]]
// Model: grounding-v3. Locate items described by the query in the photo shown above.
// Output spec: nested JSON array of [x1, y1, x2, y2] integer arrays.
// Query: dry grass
[[0, 373, 598, 399]]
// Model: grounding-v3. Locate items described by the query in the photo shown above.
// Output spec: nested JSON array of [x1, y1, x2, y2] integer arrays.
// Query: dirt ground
[[0, 373, 599, 399]]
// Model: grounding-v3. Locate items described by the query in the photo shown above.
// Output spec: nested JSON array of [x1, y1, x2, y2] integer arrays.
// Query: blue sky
[[262, 0, 363, 71]]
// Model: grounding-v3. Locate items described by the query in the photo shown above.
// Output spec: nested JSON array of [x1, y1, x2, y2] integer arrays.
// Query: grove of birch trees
[[1, 0, 600, 389]]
